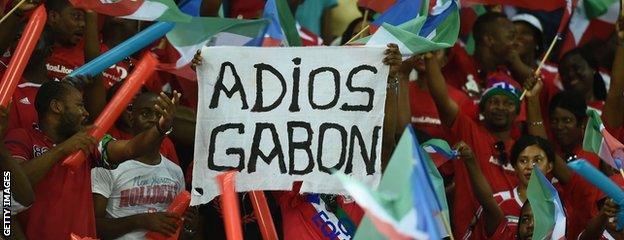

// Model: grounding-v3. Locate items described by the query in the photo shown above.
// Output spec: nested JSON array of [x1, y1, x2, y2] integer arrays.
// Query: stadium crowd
[[1, 0, 624, 239]]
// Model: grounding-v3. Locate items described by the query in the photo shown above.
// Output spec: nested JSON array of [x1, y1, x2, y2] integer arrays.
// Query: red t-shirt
[[5, 127, 103, 239], [468, 188, 523, 240], [45, 40, 132, 88], [408, 81, 478, 142], [108, 127, 180, 165], [559, 148, 602, 238], [8, 82, 40, 131], [273, 184, 363, 240], [449, 108, 519, 239]]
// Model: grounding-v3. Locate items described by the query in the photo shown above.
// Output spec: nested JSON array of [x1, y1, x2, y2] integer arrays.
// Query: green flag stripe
[[150, 0, 192, 22]]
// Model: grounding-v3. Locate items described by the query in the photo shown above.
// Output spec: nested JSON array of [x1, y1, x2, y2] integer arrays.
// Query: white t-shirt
[[91, 155, 184, 240]]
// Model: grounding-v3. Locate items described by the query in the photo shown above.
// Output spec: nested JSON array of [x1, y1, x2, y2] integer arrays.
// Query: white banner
[[191, 46, 388, 205]]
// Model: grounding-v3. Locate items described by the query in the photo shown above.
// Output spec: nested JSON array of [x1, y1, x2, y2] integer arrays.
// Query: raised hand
[[56, 125, 97, 156], [456, 141, 477, 163], [190, 50, 202, 71], [523, 74, 543, 98], [155, 91, 181, 134], [383, 43, 402, 79], [601, 198, 620, 219]]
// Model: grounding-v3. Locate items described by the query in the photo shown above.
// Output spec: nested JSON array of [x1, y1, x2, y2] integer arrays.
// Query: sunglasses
[[493, 141, 508, 165]]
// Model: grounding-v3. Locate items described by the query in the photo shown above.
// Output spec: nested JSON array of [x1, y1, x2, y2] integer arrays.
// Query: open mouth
[[523, 173, 532, 180]]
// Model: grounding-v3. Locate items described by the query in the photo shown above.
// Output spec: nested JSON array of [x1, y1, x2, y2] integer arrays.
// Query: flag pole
[[519, 34, 560, 100], [0, 0, 27, 24], [344, 25, 370, 45], [344, 9, 370, 45], [439, 213, 455, 240]]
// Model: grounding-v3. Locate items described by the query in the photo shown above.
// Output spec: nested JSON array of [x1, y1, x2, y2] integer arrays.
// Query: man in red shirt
[[44, 0, 131, 85], [424, 48, 522, 238], [5, 81, 181, 239], [444, 12, 533, 101]]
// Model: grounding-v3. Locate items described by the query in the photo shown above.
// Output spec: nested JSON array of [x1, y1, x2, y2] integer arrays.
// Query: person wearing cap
[[511, 13, 562, 124], [423, 46, 525, 238]]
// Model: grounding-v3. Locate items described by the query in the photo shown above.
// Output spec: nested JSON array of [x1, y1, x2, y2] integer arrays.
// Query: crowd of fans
[[1, 0, 624, 239]]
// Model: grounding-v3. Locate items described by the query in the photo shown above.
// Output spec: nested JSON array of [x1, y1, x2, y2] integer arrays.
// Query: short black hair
[[473, 12, 509, 44], [35, 80, 76, 117], [47, 0, 72, 13], [548, 90, 588, 125], [509, 135, 555, 167]]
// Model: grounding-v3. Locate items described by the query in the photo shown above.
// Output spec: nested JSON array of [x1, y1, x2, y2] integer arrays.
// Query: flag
[[583, 109, 624, 169], [556, 0, 578, 34], [363, 0, 460, 55], [420, 139, 452, 236], [559, 0, 620, 57], [156, 17, 267, 81], [178, 0, 201, 16], [357, 0, 397, 13], [463, 0, 566, 11], [336, 173, 428, 240], [422, 139, 457, 167], [69, 0, 192, 22], [371, 0, 423, 31], [585, 0, 619, 18], [351, 126, 447, 239], [526, 168, 566, 240], [254, 0, 302, 47]]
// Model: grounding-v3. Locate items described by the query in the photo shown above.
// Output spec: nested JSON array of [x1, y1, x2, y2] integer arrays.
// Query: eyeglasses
[[493, 141, 508, 165]]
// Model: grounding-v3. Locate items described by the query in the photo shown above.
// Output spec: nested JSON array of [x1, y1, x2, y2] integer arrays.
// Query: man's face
[[130, 94, 161, 134], [58, 87, 89, 138], [488, 19, 518, 63], [514, 22, 538, 58], [559, 54, 594, 96], [517, 203, 534, 240], [482, 94, 517, 131], [49, 6, 85, 46], [549, 107, 582, 148]]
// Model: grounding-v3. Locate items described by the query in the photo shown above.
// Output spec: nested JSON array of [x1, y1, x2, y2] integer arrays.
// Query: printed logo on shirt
[[19, 97, 30, 105], [33, 145, 49, 158], [102, 64, 128, 82], [411, 116, 441, 125], [46, 63, 73, 75], [118, 176, 181, 208], [488, 156, 515, 172]]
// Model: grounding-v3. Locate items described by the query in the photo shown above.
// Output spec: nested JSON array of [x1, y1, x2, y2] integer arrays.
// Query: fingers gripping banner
[[192, 46, 389, 205]]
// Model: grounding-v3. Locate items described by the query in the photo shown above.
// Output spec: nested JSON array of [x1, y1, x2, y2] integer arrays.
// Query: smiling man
[[424, 50, 522, 238]]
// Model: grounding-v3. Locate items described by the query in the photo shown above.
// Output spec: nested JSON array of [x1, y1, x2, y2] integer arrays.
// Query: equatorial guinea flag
[[69, 0, 191, 22]]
